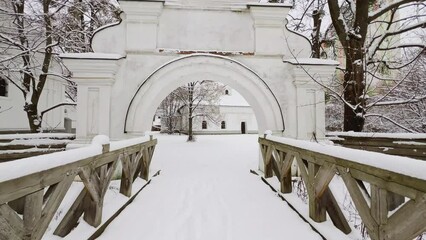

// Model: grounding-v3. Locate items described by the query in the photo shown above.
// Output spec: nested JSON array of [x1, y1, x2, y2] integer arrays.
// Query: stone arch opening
[[124, 54, 285, 135]]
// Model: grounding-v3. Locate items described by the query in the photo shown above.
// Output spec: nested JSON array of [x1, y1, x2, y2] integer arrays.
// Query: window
[[0, 77, 8, 97], [225, 89, 229, 95], [202, 120, 207, 129], [221, 121, 226, 129]]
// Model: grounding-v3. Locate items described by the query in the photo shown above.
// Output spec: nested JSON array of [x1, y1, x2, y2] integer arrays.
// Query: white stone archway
[[125, 54, 284, 135], [60, 0, 339, 143]]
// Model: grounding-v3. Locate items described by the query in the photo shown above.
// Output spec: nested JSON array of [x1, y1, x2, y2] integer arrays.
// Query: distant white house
[[156, 86, 258, 134], [186, 86, 258, 134], [0, 75, 67, 133]]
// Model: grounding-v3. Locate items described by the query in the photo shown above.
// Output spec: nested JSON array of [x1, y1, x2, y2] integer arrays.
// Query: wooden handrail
[[327, 132, 426, 160], [259, 136, 426, 240], [0, 136, 157, 240]]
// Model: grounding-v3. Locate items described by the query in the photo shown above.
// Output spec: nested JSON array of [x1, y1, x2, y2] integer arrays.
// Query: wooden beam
[[338, 167, 378, 240], [308, 162, 326, 222], [120, 153, 133, 197], [23, 189, 43, 240], [53, 189, 87, 237], [32, 174, 75, 240], [324, 188, 352, 234], [314, 162, 336, 198], [370, 185, 388, 227], [79, 167, 100, 204], [263, 145, 274, 178], [383, 194, 426, 240], [0, 204, 24, 239]]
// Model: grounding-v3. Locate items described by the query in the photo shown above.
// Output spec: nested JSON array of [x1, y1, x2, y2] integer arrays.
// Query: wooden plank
[[0, 204, 24, 239], [280, 151, 294, 194], [323, 188, 351, 234], [350, 168, 418, 199], [308, 162, 326, 222], [264, 144, 274, 178], [314, 162, 336, 198], [79, 167, 100, 204], [23, 189, 43, 240], [294, 153, 311, 193], [370, 185, 388, 226], [383, 194, 426, 240], [280, 151, 294, 176], [140, 146, 150, 180], [53, 189, 87, 237], [82, 191, 102, 227], [120, 154, 133, 197], [100, 159, 119, 198], [32, 174, 75, 240], [338, 166, 378, 239], [83, 159, 119, 228], [271, 156, 281, 180]]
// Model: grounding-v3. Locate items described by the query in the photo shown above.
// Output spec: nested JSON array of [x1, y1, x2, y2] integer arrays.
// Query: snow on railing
[[259, 134, 426, 240], [327, 131, 426, 160], [0, 135, 157, 240]]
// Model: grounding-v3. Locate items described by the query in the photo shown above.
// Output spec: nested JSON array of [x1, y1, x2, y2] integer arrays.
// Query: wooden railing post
[[23, 190, 43, 239], [308, 162, 326, 222]]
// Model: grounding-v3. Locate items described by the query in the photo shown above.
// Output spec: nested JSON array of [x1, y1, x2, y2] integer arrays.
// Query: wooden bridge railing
[[259, 135, 426, 240], [327, 132, 426, 160], [0, 135, 157, 240]]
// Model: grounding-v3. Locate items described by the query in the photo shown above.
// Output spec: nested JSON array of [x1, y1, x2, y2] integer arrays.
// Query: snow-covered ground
[[97, 134, 336, 240]]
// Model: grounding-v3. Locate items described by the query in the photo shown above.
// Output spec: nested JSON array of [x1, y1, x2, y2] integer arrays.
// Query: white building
[[0, 1, 67, 133], [179, 86, 258, 134], [0, 73, 66, 133]]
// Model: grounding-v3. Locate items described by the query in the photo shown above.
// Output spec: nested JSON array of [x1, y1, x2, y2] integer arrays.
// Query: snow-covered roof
[[60, 53, 125, 60]]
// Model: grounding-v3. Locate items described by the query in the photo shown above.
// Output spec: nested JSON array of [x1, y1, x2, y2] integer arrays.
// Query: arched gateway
[[61, 0, 338, 141]]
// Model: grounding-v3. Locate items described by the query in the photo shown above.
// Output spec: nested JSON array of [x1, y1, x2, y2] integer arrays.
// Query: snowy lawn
[[98, 134, 330, 240]]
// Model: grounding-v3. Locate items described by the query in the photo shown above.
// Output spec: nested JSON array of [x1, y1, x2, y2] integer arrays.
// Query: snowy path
[[99, 135, 323, 240]]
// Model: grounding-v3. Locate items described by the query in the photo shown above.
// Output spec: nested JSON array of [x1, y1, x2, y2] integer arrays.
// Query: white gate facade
[[61, 0, 338, 141]]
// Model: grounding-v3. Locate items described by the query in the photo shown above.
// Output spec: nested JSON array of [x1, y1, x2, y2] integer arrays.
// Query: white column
[[60, 53, 123, 141], [249, 3, 290, 55], [120, 1, 164, 52], [285, 59, 339, 140]]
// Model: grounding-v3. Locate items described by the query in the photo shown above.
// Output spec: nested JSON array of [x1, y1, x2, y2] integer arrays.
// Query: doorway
[[241, 122, 246, 134]]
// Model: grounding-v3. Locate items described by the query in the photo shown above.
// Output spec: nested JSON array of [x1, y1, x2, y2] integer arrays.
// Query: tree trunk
[[328, 0, 369, 132], [343, 42, 366, 132], [312, 9, 322, 59], [187, 83, 195, 141], [25, 104, 41, 133]]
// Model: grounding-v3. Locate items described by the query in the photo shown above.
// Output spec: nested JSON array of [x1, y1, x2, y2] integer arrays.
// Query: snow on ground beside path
[[99, 134, 325, 240]]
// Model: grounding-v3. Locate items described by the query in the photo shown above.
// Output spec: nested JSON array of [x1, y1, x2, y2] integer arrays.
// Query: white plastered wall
[[61, 0, 338, 146]]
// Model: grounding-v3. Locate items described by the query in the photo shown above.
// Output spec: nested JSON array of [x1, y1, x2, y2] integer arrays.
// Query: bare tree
[[365, 49, 426, 133], [170, 81, 225, 142], [287, 0, 426, 132], [157, 92, 184, 134], [0, 0, 119, 132], [327, 0, 426, 132]]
